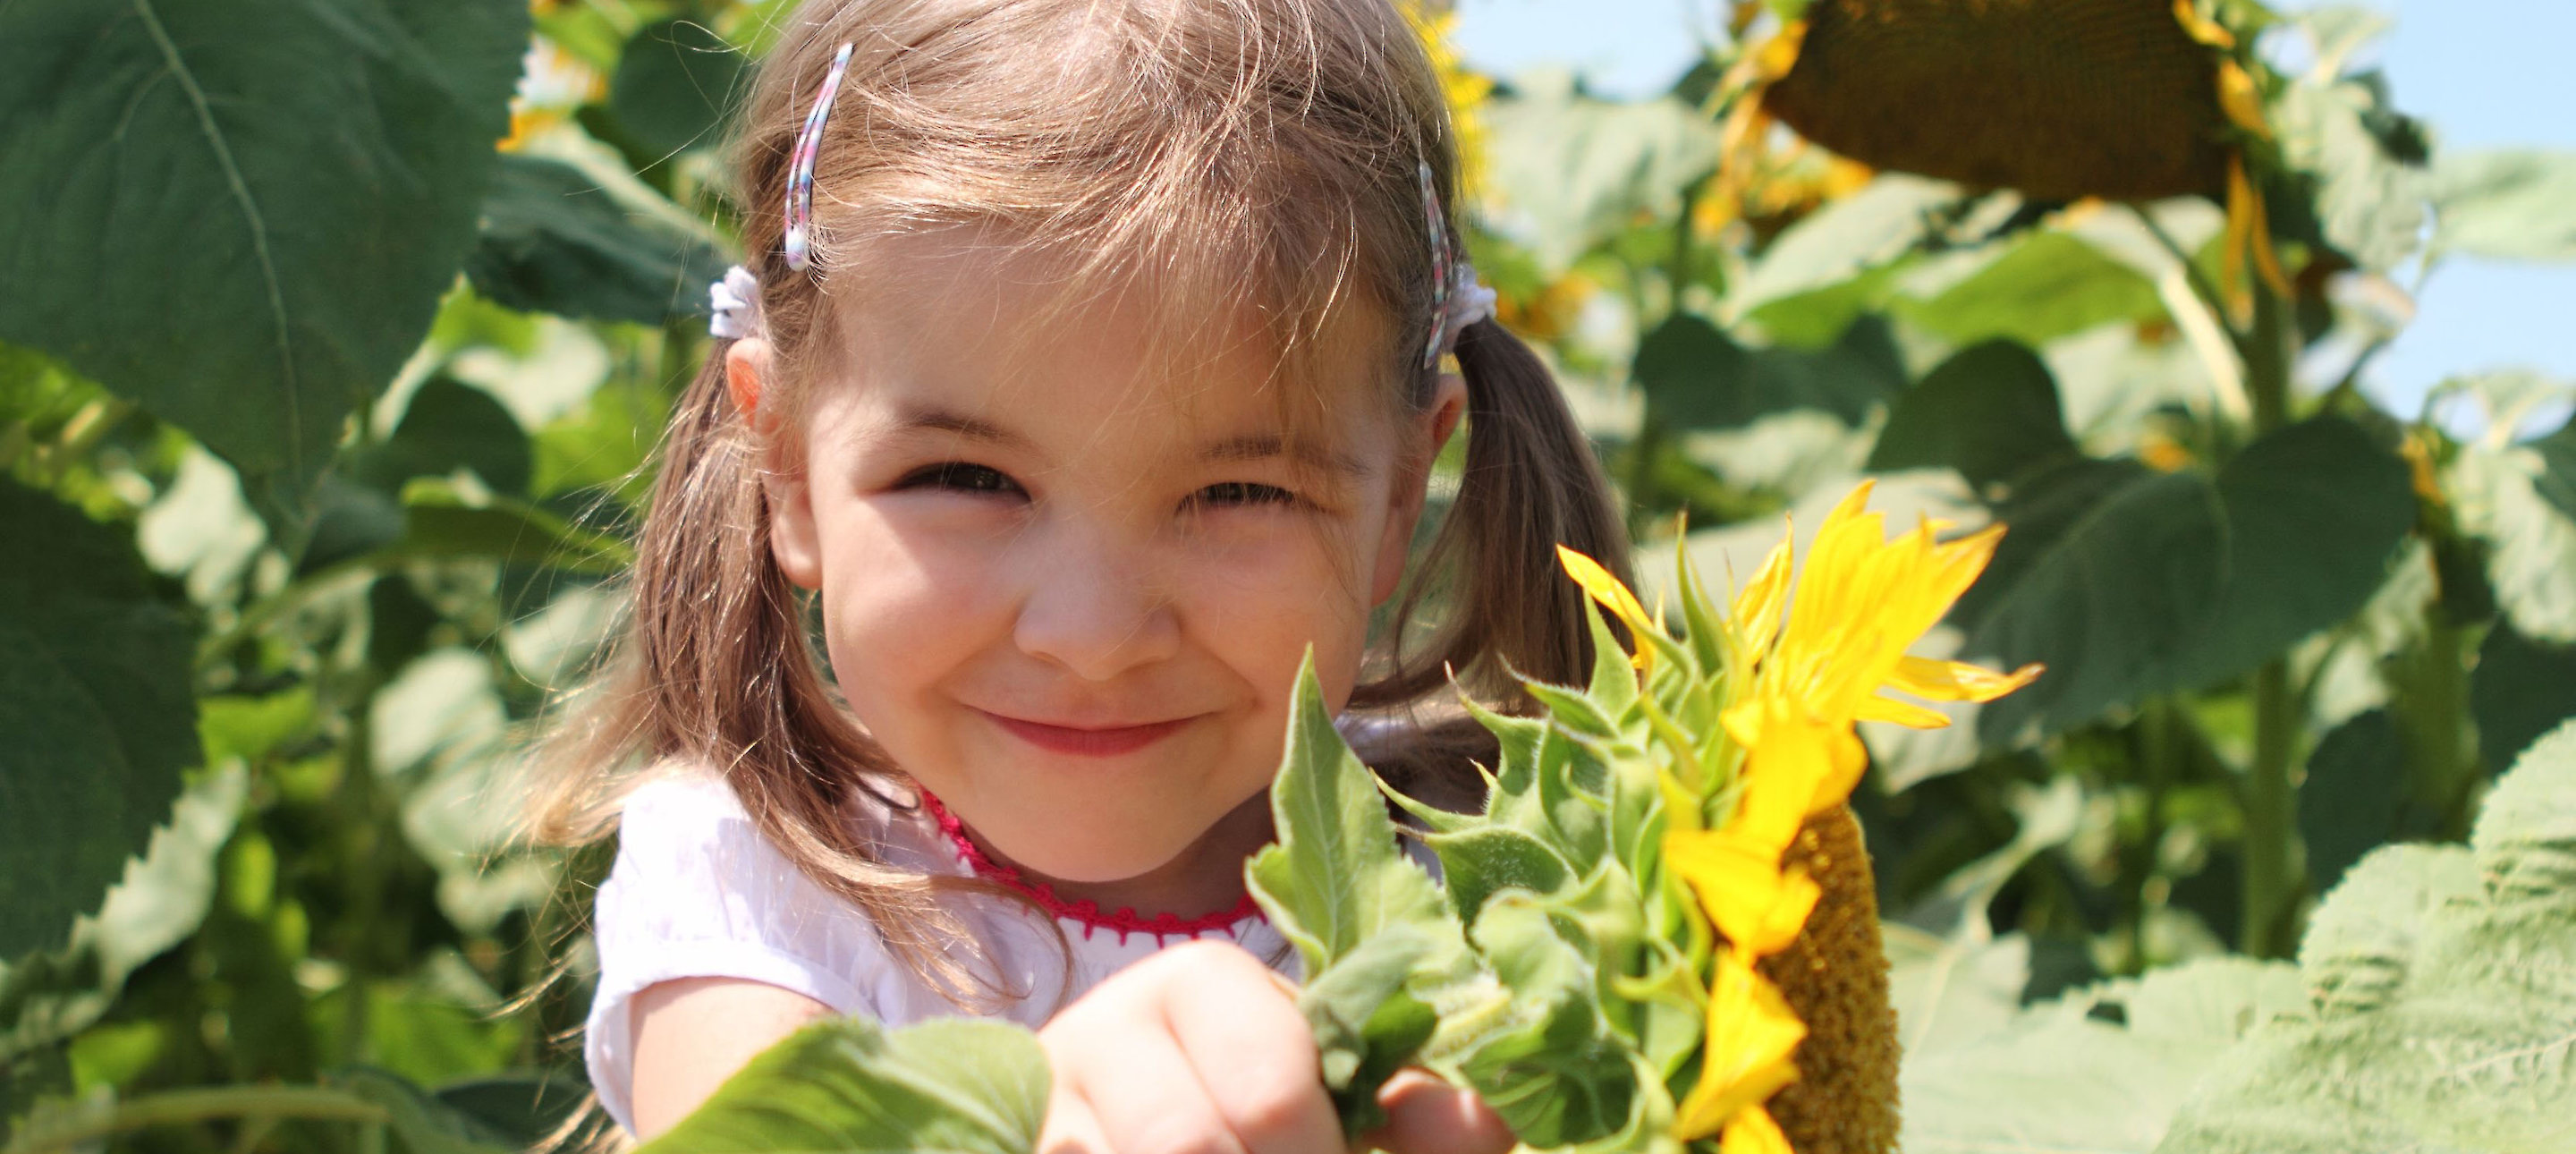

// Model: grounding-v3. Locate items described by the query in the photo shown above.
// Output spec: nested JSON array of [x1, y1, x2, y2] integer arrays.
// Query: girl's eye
[[896, 462, 1022, 496], [1194, 481, 1297, 508]]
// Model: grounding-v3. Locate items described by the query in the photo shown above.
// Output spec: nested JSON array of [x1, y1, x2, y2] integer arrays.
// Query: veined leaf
[[0, 480, 201, 957], [1247, 655, 1453, 971], [0, 0, 530, 516], [636, 1016, 1048, 1154], [2155, 721, 2576, 1153]]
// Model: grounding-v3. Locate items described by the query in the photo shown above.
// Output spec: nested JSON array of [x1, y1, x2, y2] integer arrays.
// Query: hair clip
[[784, 41, 856, 271], [1418, 160, 1496, 369], [708, 265, 761, 339], [1419, 160, 1453, 369]]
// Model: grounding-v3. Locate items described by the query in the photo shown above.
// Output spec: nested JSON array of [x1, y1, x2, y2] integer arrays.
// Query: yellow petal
[[1673, 949, 1806, 1141], [1666, 830, 1822, 956], [1855, 694, 1952, 729], [2172, 0, 2235, 48], [2216, 59, 2269, 138], [1732, 536, 1794, 657], [1886, 655, 2045, 704], [1558, 545, 1657, 669], [1721, 1106, 1793, 1154]]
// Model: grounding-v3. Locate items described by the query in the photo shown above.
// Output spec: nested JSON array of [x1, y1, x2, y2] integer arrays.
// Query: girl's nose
[[1009, 530, 1182, 682]]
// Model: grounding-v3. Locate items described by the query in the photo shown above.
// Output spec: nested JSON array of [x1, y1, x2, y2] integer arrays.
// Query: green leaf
[[1733, 174, 1953, 313], [1296, 927, 1442, 1133], [1452, 895, 1637, 1150], [1425, 827, 1576, 928], [339, 1067, 511, 1154], [2166, 416, 2416, 689], [393, 479, 633, 574], [2154, 725, 2576, 1153], [1958, 418, 2413, 736], [358, 378, 534, 498], [2450, 437, 2576, 642], [607, 19, 750, 157], [1633, 312, 1904, 433], [465, 155, 734, 326], [0, 480, 201, 957], [1, 762, 244, 1058], [2298, 709, 2405, 895], [0, 0, 530, 514], [1897, 232, 2165, 349], [2471, 622, 2576, 775], [1956, 458, 2226, 737], [639, 1015, 1049, 1154], [1868, 339, 2078, 490], [2430, 148, 2576, 263], [1247, 656, 1453, 971], [1900, 959, 2306, 1154], [1478, 70, 1723, 276], [2275, 74, 2434, 273]]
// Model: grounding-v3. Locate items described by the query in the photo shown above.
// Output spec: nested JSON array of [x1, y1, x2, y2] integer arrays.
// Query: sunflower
[[1559, 480, 2040, 1150]]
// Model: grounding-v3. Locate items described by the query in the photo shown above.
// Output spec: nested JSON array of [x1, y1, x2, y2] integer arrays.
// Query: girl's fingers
[[1045, 949, 1250, 1154], [1159, 945, 1344, 1154], [1364, 1070, 1516, 1154], [1039, 1084, 1112, 1154]]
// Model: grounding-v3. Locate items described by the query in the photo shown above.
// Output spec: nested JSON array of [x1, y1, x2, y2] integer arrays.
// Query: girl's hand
[[1037, 939, 1513, 1154]]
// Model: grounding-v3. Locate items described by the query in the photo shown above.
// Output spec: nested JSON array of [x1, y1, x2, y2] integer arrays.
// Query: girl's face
[[751, 237, 1463, 897]]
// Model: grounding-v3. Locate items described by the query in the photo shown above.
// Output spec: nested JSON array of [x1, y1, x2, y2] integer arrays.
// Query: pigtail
[[1351, 315, 1633, 803]]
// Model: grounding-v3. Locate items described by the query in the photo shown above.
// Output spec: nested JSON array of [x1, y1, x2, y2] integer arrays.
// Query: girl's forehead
[[819, 233, 1402, 445]]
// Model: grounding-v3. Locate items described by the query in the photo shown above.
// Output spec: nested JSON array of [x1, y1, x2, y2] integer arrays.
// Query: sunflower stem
[[2238, 280, 2304, 959]]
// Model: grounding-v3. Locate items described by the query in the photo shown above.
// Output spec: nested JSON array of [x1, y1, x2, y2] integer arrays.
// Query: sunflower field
[[4, 1, 2575, 1152]]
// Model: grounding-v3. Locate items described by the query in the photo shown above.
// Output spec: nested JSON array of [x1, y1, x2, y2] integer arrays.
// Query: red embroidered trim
[[915, 790, 1267, 944]]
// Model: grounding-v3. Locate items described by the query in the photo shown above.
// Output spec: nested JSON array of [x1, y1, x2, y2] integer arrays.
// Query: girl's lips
[[982, 711, 1194, 757]]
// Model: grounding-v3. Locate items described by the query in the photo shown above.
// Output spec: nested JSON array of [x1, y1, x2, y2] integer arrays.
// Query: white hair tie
[[708, 265, 762, 339]]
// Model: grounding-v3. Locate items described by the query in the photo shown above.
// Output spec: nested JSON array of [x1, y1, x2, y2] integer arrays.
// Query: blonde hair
[[528, 0, 1632, 1007]]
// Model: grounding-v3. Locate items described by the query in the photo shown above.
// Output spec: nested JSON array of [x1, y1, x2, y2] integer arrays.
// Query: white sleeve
[[581, 775, 886, 1135]]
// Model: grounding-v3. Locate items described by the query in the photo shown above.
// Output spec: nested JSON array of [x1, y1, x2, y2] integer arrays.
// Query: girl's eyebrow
[[893, 405, 1031, 450], [895, 404, 1366, 479], [1203, 433, 1368, 479]]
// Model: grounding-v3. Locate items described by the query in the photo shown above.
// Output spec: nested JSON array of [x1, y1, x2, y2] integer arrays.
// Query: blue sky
[[1452, 0, 2576, 418]]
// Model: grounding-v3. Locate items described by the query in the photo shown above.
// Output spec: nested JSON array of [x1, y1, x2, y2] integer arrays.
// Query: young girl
[[532, 0, 1634, 1148]]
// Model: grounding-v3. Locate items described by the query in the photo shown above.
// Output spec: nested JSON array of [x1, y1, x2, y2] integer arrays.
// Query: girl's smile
[[976, 709, 1199, 758]]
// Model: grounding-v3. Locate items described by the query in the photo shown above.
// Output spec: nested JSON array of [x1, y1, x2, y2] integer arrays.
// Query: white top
[[582, 772, 1295, 1135]]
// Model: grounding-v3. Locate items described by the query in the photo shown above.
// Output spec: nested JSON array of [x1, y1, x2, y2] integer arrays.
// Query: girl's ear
[[1371, 370, 1470, 606], [729, 338, 825, 590]]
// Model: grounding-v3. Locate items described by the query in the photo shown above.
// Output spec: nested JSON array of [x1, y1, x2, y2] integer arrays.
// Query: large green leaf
[[1868, 339, 2077, 490], [1632, 312, 1903, 433], [1954, 457, 2226, 738], [0, 480, 202, 957], [1956, 418, 2412, 737], [465, 154, 733, 326], [0, 0, 530, 516], [2430, 148, 2576, 263], [2450, 436, 2576, 642], [1478, 70, 1723, 276], [1732, 174, 1954, 314], [2297, 709, 2405, 895], [2275, 74, 2434, 273], [637, 1016, 1049, 1154], [2165, 416, 2415, 689], [607, 19, 750, 157], [1896, 232, 2165, 350], [1900, 959, 2307, 1154], [2471, 622, 2576, 774], [2156, 722, 2576, 1153], [1, 762, 244, 1058]]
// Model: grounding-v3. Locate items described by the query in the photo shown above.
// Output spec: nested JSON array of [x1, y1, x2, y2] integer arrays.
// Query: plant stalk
[[2, 1087, 387, 1154], [2238, 281, 2304, 958]]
